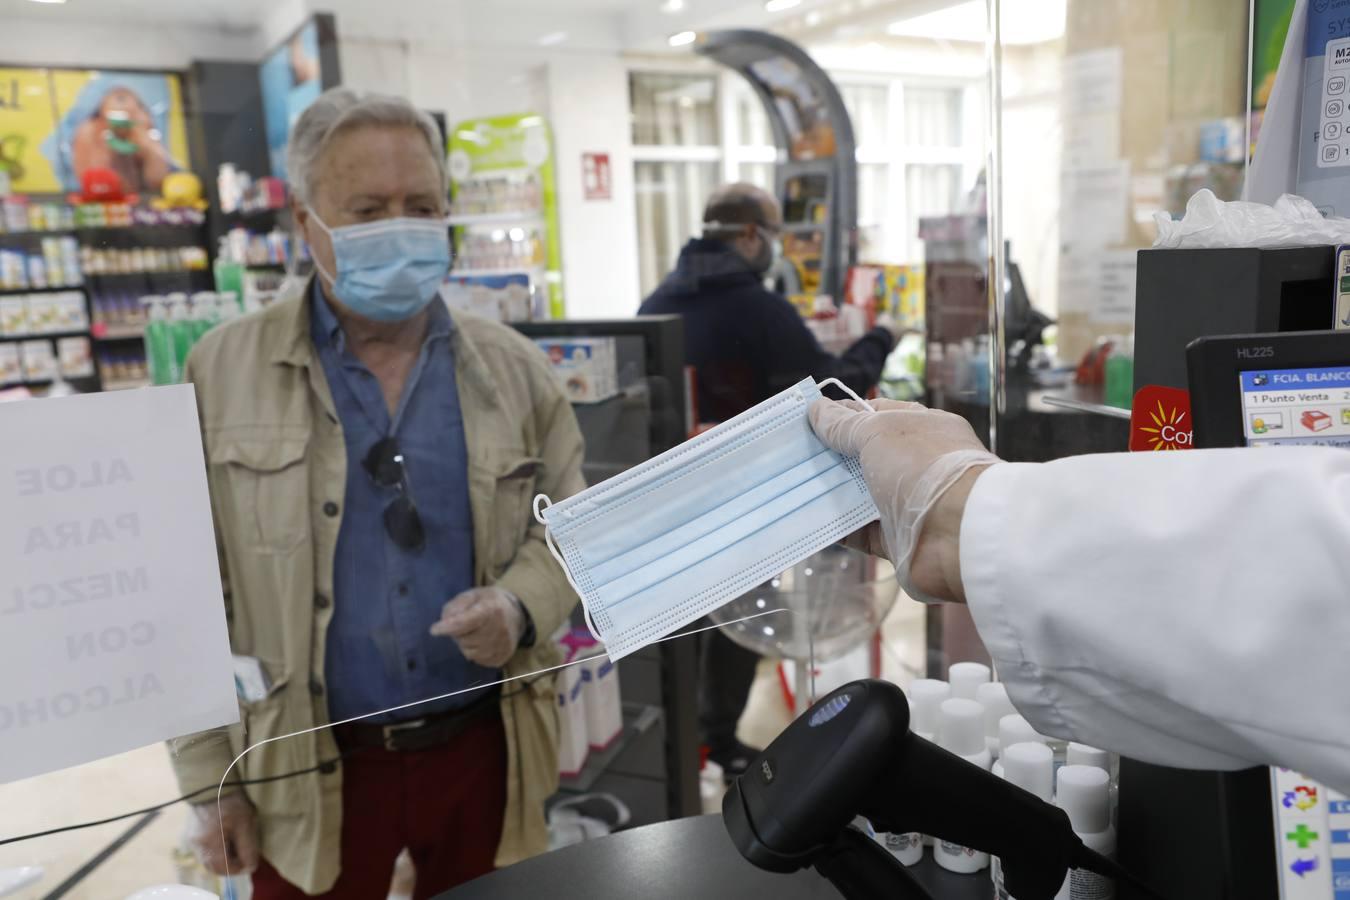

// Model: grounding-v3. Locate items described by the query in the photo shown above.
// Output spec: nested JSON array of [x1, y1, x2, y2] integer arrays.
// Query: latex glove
[[809, 398, 1000, 603], [188, 791, 259, 876], [430, 586, 526, 667]]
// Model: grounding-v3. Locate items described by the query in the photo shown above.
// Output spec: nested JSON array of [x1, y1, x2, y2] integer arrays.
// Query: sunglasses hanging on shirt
[[362, 437, 426, 551]]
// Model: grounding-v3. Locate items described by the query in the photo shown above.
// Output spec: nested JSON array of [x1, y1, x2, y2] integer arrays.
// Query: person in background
[[638, 182, 903, 777], [70, 86, 175, 195], [170, 88, 585, 899]]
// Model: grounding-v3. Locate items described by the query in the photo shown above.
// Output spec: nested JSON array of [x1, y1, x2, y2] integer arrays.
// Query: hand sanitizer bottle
[[949, 662, 991, 700], [993, 742, 1054, 899], [993, 714, 1047, 779], [935, 698, 991, 873], [1054, 766, 1116, 899], [976, 681, 1016, 759]]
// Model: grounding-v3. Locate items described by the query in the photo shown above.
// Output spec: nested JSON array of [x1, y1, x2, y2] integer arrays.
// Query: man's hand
[[809, 398, 999, 603], [188, 791, 259, 876], [430, 587, 525, 668]]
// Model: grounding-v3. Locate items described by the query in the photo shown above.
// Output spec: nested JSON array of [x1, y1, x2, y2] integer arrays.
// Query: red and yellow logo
[[1129, 385, 1193, 452]]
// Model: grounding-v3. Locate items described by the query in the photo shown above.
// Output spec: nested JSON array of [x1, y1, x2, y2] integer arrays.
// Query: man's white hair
[[286, 87, 446, 206]]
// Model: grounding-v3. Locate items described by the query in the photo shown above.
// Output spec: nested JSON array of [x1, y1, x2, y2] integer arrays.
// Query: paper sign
[[582, 152, 612, 201], [0, 386, 236, 784], [1058, 250, 1138, 324], [1063, 48, 1123, 121], [1061, 161, 1130, 249]]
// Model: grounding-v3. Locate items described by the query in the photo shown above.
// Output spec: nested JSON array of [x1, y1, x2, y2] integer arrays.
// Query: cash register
[[1185, 328, 1350, 900]]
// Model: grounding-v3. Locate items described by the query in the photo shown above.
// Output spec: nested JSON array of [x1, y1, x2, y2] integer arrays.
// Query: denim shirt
[[310, 284, 496, 722]]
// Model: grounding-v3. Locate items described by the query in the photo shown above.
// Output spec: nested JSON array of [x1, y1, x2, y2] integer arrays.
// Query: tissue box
[[557, 663, 589, 778], [533, 337, 619, 404], [580, 655, 622, 750]]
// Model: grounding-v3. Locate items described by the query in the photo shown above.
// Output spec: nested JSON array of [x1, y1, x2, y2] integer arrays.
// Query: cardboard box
[[0, 296, 29, 336], [0, 344, 21, 385], [556, 662, 589, 778], [19, 340, 56, 381], [57, 336, 94, 378], [533, 337, 620, 404], [580, 655, 622, 750]]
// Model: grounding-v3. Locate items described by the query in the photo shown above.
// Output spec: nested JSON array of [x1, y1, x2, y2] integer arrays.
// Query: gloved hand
[[430, 586, 527, 667], [808, 399, 1000, 603], [188, 791, 259, 876]]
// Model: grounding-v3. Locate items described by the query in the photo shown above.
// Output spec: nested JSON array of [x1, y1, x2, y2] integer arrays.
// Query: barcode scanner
[[722, 679, 1165, 900]]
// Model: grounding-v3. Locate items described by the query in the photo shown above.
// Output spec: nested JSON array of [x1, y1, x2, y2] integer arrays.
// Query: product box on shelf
[[580, 654, 622, 750], [26, 295, 56, 333], [19, 340, 57, 381], [57, 337, 94, 378], [557, 660, 589, 778], [533, 336, 620, 404], [0, 297, 29, 336], [0, 345, 20, 385]]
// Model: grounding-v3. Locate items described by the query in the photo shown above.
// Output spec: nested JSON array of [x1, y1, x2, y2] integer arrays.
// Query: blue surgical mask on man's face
[[308, 209, 451, 322]]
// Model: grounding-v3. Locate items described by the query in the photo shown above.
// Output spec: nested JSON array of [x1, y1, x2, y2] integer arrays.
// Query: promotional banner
[[260, 19, 324, 183], [448, 114, 565, 318], [0, 68, 189, 196]]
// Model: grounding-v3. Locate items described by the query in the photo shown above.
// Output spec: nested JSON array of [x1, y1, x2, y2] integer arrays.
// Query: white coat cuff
[[958, 463, 1074, 741]]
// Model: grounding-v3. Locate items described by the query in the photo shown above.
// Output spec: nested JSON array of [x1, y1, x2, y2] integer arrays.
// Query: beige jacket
[[168, 285, 585, 894]]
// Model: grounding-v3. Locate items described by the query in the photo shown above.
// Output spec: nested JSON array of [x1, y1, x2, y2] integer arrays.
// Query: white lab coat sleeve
[[960, 447, 1350, 792]]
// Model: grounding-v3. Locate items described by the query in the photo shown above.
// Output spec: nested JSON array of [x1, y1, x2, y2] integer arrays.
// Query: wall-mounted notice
[[0, 385, 236, 784]]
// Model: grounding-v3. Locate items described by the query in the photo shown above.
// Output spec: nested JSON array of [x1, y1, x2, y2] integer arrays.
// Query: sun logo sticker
[[1129, 386, 1193, 452]]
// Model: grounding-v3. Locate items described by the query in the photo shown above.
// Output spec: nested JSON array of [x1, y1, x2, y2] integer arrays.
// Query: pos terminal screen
[[1237, 364, 1350, 897], [1240, 365, 1350, 449]]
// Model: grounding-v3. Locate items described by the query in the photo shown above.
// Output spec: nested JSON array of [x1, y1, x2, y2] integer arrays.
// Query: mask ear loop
[[816, 377, 876, 413], [534, 493, 603, 642]]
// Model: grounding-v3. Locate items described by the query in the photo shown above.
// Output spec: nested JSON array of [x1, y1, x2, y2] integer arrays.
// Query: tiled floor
[[0, 596, 929, 899]]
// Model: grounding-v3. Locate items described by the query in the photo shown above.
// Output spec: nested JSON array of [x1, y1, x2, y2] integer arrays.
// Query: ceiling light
[[660, 0, 686, 12], [804, 10, 822, 25], [25, 0, 68, 4], [668, 30, 697, 47], [764, 0, 802, 10], [677, 96, 695, 108], [537, 31, 568, 46]]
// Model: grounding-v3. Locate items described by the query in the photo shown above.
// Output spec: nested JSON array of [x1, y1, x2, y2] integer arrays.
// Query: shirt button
[[314, 593, 331, 609], [397, 583, 409, 597], [309, 678, 324, 697], [323, 501, 340, 518], [406, 659, 417, 672]]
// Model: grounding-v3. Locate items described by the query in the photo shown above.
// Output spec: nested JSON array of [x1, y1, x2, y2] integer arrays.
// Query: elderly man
[[638, 182, 900, 780], [171, 88, 584, 899]]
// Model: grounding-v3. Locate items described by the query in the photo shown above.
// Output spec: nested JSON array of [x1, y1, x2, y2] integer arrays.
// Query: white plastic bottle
[[976, 681, 1016, 759], [935, 698, 991, 874], [895, 678, 951, 861], [992, 742, 1054, 900], [993, 714, 1047, 779], [908, 679, 951, 740], [1054, 766, 1116, 900], [949, 662, 991, 700], [1067, 743, 1117, 826]]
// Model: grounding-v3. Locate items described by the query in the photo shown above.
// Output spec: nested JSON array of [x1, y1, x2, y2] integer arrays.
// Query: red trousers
[[251, 712, 507, 900]]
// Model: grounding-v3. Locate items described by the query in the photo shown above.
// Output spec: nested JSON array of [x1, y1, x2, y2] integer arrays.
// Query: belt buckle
[[381, 718, 427, 752]]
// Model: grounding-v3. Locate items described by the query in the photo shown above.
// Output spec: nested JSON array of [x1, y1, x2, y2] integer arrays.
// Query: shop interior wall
[[0, 18, 259, 70]]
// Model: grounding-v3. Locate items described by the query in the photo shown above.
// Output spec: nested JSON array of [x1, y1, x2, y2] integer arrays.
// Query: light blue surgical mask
[[308, 209, 451, 322], [534, 377, 879, 660]]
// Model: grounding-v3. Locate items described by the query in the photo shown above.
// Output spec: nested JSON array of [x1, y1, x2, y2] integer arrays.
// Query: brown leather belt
[[334, 692, 500, 753]]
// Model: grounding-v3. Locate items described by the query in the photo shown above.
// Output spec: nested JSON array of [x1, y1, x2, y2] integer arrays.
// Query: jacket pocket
[[209, 435, 310, 555], [237, 678, 307, 817], [490, 456, 543, 574]]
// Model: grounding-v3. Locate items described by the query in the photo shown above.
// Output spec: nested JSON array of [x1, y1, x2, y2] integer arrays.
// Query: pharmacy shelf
[[0, 285, 86, 296], [102, 377, 150, 391], [0, 330, 89, 343], [446, 211, 544, 227], [557, 703, 663, 795], [92, 324, 145, 341]]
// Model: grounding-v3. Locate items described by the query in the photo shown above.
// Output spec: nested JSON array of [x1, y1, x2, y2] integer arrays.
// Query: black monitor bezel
[[1186, 329, 1350, 450]]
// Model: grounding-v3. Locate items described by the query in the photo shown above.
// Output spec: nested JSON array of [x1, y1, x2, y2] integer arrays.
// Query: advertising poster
[[0, 69, 62, 193], [448, 114, 565, 318], [260, 19, 324, 183], [0, 68, 189, 197]]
